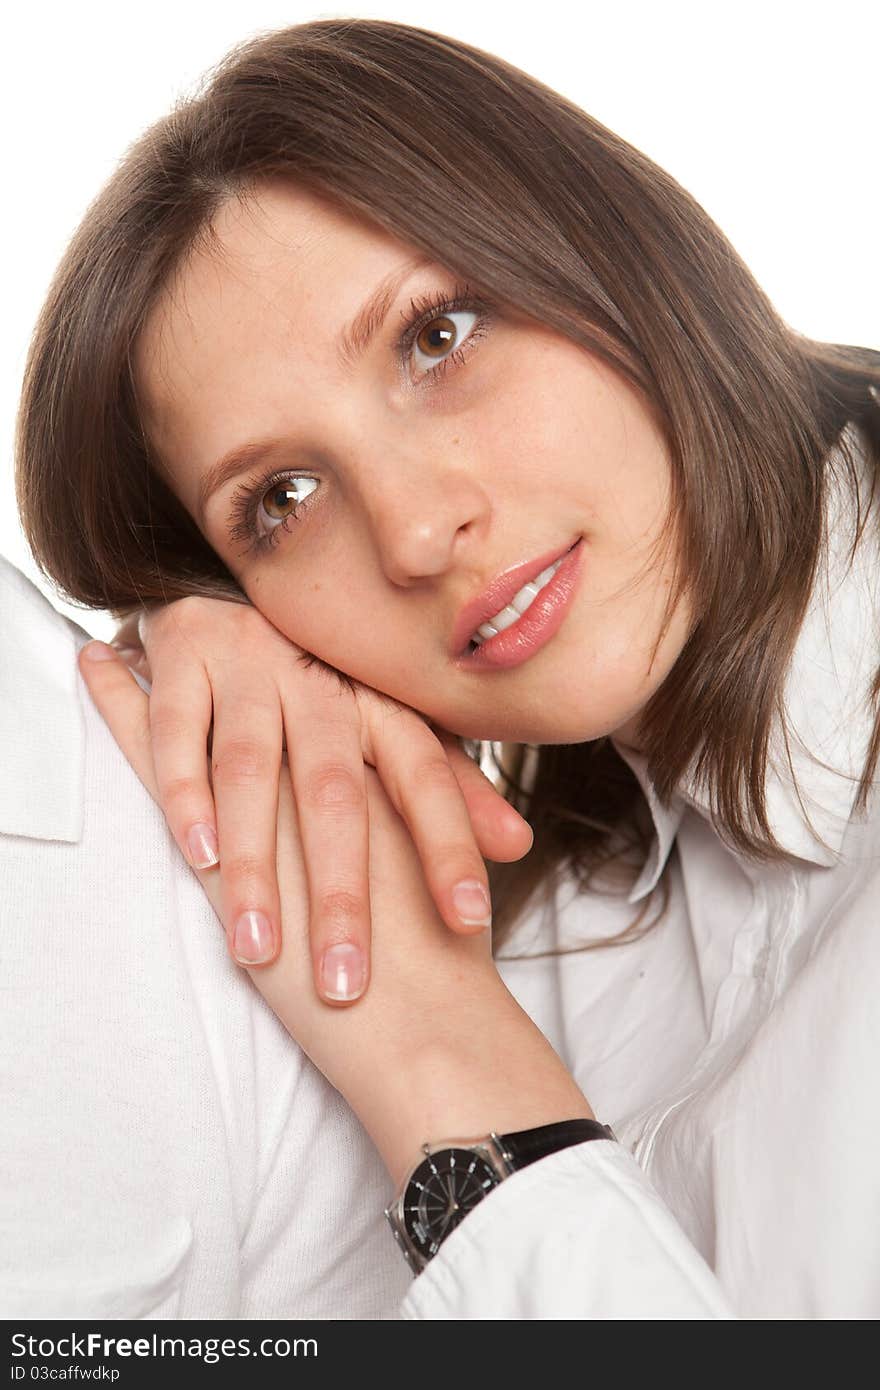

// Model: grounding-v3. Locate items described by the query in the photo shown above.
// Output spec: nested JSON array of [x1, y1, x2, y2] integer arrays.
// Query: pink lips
[[454, 537, 585, 671], [451, 538, 581, 658]]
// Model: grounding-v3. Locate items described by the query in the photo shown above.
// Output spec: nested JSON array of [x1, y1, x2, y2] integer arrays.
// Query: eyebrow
[[195, 252, 435, 527]]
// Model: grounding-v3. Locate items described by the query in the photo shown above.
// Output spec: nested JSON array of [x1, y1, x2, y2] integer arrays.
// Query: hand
[[75, 645, 593, 1188], [80, 598, 533, 1003]]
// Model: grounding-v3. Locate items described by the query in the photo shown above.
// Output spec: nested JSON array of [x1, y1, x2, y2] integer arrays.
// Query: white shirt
[[2, 421, 877, 1319], [0, 554, 412, 1320]]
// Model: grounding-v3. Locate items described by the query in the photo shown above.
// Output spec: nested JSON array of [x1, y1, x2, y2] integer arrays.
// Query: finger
[[281, 684, 371, 1007], [79, 642, 266, 976], [365, 710, 496, 937], [146, 653, 220, 874], [437, 734, 534, 863], [210, 681, 284, 969], [77, 642, 159, 797]]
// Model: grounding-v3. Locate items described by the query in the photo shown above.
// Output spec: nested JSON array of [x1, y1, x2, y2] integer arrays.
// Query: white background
[[3, 0, 877, 640]]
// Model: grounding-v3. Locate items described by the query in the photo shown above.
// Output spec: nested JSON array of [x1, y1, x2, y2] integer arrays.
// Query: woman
[[16, 18, 880, 1317]]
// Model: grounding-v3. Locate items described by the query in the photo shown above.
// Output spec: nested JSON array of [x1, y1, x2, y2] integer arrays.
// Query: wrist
[[338, 983, 595, 1190]]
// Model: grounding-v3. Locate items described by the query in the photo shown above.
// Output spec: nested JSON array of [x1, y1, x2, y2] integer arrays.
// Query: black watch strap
[[499, 1118, 616, 1170], [385, 1117, 618, 1274]]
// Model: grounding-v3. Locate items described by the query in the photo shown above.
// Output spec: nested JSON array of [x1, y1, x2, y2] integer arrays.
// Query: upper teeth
[[471, 556, 565, 645]]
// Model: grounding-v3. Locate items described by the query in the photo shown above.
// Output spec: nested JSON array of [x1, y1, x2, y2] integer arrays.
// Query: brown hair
[[14, 17, 880, 950]]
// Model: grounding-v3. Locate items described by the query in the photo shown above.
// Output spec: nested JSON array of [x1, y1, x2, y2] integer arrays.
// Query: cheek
[[489, 342, 662, 525], [248, 570, 385, 677], [248, 572, 324, 647], [482, 357, 592, 494]]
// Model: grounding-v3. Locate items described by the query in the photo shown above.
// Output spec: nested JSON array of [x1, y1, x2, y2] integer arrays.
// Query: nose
[[356, 440, 492, 587]]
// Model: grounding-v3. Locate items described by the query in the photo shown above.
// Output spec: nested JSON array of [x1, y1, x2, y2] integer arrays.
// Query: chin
[[439, 708, 621, 747]]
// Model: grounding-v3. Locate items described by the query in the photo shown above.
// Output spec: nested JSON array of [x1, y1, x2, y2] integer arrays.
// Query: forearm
[[336, 993, 596, 1189]]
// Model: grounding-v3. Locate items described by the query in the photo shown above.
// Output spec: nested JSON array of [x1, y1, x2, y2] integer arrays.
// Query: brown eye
[[411, 309, 479, 375], [263, 482, 299, 520], [415, 315, 457, 359], [256, 476, 318, 535]]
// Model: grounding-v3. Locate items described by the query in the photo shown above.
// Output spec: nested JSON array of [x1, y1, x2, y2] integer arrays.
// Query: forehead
[[133, 181, 415, 482]]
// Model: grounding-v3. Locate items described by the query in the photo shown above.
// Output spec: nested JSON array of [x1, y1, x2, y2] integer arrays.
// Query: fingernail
[[82, 641, 118, 662], [187, 822, 219, 869], [232, 910, 275, 965], [320, 943, 366, 1001], [452, 879, 492, 927]]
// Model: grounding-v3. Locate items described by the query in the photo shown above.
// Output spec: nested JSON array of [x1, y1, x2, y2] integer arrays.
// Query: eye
[[254, 475, 319, 538], [397, 283, 492, 384], [408, 308, 482, 378]]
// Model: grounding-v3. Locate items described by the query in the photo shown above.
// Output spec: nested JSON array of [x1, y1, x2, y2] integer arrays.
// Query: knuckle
[[435, 846, 484, 882], [158, 774, 204, 809], [170, 595, 218, 627], [212, 739, 274, 785], [222, 850, 270, 888], [315, 888, 366, 930], [147, 595, 253, 648], [142, 596, 204, 641], [302, 763, 365, 813], [414, 754, 458, 795], [149, 708, 198, 746]]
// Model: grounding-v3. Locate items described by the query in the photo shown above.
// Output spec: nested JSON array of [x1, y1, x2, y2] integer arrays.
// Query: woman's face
[[135, 180, 693, 745]]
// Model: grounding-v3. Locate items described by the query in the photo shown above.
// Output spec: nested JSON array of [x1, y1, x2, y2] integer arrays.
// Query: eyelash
[[227, 282, 493, 555]]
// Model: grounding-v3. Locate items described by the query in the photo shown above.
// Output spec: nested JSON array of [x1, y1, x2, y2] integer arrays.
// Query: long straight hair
[[15, 18, 880, 948]]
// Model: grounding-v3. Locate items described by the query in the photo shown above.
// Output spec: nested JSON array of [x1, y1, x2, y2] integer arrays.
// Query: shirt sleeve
[[398, 1139, 738, 1319]]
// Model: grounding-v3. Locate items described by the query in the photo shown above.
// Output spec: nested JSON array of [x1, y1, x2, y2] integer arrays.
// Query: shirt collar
[[0, 554, 86, 842], [612, 422, 878, 904]]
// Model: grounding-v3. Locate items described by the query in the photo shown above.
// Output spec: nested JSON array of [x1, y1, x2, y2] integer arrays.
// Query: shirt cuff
[[399, 1138, 737, 1319]]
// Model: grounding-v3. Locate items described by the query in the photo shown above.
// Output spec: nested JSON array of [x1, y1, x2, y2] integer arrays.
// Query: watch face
[[402, 1147, 500, 1262]]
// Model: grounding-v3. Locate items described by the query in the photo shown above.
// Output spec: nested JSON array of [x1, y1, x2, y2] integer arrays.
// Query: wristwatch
[[384, 1117, 618, 1275]]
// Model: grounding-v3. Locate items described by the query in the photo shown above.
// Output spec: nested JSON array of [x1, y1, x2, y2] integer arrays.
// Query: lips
[[450, 538, 580, 657]]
